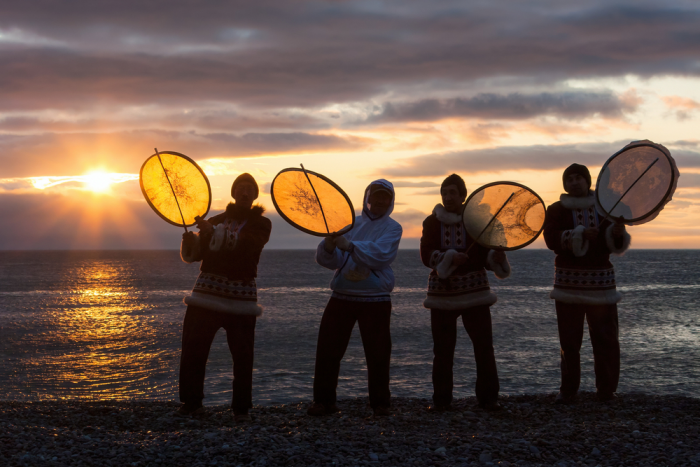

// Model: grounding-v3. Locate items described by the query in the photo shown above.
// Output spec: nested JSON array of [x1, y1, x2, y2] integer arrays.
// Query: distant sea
[[0, 250, 698, 406]]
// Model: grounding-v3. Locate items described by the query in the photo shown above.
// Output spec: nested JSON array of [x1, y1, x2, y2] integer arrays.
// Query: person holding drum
[[178, 173, 272, 421], [543, 163, 630, 404], [308, 180, 402, 417], [420, 174, 512, 412]]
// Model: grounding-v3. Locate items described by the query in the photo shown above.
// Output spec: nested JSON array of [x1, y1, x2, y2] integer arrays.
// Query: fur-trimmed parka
[[180, 203, 271, 316], [543, 192, 631, 305], [181, 203, 271, 280], [420, 204, 511, 311]]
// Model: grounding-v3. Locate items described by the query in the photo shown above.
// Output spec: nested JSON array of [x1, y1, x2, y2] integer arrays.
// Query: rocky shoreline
[[1, 393, 699, 466]]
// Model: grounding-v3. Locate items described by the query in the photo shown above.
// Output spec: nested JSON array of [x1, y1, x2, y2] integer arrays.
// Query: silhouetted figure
[[543, 164, 630, 404], [309, 180, 402, 417], [178, 173, 271, 421], [420, 174, 511, 412]]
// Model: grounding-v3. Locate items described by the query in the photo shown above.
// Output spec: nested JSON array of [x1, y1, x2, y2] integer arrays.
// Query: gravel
[[1, 392, 699, 466]]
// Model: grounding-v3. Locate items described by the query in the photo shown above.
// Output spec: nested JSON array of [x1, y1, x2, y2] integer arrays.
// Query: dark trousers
[[179, 305, 257, 413], [313, 297, 392, 409], [431, 305, 500, 406], [555, 301, 620, 395]]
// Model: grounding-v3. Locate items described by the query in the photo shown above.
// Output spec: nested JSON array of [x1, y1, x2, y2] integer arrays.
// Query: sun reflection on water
[[5, 260, 182, 401]]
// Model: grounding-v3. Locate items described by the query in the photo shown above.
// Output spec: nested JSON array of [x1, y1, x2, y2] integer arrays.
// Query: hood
[[362, 179, 395, 221]]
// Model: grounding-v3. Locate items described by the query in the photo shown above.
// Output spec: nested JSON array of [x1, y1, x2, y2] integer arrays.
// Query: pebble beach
[[2, 393, 699, 467]]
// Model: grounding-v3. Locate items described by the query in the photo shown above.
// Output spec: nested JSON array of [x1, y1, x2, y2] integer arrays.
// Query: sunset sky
[[1, 0, 699, 249]]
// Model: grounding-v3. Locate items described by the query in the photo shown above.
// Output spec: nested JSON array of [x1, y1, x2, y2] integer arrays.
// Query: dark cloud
[[669, 140, 700, 148], [0, 110, 330, 133], [0, 178, 33, 191], [391, 208, 430, 227], [0, 191, 324, 249], [677, 173, 700, 188], [381, 141, 700, 177], [675, 190, 700, 199], [1, 3, 700, 111], [0, 191, 182, 249], [0, 191, 429, 250], [0, 130, 366, 177], [364, 91, 640, 124]]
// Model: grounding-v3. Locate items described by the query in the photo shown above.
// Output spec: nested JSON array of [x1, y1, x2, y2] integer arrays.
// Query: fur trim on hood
[[225, 202, 265, 219], [433, 204, 463, 226], [560, 191, 596, 210]]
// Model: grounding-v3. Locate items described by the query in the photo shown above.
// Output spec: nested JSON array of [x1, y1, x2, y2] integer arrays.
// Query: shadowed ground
[[1, 393, 698, 466]]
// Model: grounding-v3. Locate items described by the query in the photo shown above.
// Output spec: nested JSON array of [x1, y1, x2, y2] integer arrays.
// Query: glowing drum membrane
[[463, 182, 546, 250], [140, 151, 211, 227], [271, 168, 355, 236], [595, 140, 679, 225]]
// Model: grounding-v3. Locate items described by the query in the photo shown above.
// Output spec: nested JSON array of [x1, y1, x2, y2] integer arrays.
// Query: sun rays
[[27, 172, 139, 192]]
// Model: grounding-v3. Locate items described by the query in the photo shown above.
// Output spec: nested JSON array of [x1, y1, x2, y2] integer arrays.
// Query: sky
[[1, 0, 699, 249]]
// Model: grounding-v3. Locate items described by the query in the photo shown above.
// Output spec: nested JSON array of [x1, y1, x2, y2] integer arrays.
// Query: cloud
[[661, 96, 700, 110], [364, 91, 641, 124], [390, 181, 440, 188], [675, 190, 700, 199], [2, 3, 700, 112], [0, 109, 332, 133], [381, 141, 700, 177], [392, 208, 430, 226], [677, 173, 700, 189], [668, 140, 700, 148], [0, 190, 325, 249], [0, 130, 367, 178], [661, 95, 700, 121]]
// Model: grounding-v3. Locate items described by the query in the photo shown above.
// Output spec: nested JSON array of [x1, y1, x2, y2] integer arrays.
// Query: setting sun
[[84, 171, 114, 192]]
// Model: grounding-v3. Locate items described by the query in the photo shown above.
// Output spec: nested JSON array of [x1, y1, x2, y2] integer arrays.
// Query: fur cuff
[[424, 289, 497, 311], [572, 225, 589, 257], [550, 288, 622, 305], [486, 250, 511, 279], [605, 224, 631, 256], [180, 233, 202, 263], [433, 204, 463, 226], [184, 292, 263, 316], [435, 249, 460, 279], [209, 224, 226, 252]]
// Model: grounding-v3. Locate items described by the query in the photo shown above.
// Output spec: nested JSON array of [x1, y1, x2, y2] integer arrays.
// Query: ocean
[[0, 250, 698, 406]]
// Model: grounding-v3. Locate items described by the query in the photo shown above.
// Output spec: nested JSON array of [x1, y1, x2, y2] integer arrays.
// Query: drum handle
[[465, 192, 514, 254], [607, 157, 659, 219], [300, 164, 330, 234], [155, 147, 188, 233]]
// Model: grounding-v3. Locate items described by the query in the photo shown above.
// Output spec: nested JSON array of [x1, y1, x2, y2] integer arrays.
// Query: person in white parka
[[308, 179, 403, 417]]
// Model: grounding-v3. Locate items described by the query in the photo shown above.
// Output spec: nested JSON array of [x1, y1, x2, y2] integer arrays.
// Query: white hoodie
[[315, 179, 403, 299]]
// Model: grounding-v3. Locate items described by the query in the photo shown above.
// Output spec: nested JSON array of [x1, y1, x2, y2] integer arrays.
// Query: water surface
[[0, 250, 697, 405]]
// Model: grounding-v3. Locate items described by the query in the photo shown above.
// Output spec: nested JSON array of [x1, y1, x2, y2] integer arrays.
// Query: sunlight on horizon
[[28, 172, 139, 191]]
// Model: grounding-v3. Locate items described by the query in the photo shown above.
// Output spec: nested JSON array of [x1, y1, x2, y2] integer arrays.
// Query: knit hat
[[562, 163, 591, 190], [231, 173, 259, 199], [441, 173, 467, 198]]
